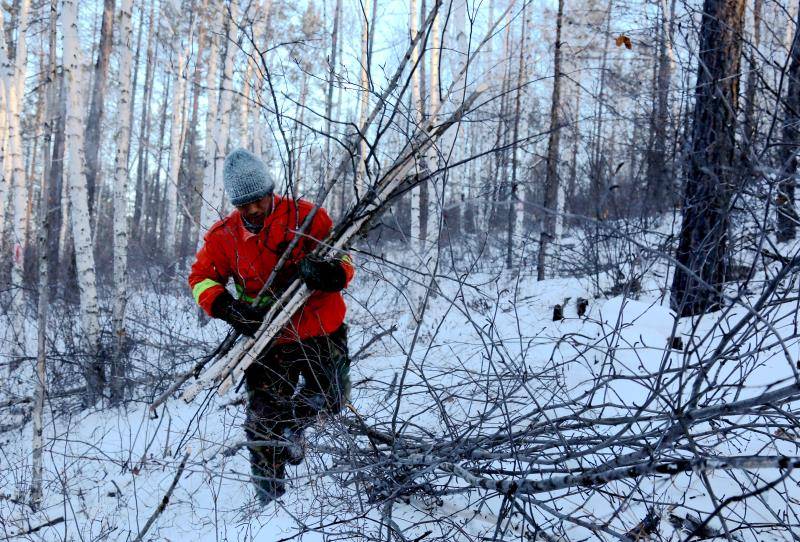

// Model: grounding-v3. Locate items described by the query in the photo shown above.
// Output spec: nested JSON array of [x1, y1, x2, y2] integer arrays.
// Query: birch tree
[[63, 0, 104, 403], [198, 7, 222, 236], [110, 0, 135, 403], [504, 1, 527, 269], [409, 0, 424, 252], [356, 0, 372, 196], [7, 0, 31, 370], [164, 2, 189, 259], [211, 5, 236, 218], [31, 0, 59, 507]]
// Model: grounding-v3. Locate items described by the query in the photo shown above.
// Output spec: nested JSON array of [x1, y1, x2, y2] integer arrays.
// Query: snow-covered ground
[[2, 235, 800, 541]]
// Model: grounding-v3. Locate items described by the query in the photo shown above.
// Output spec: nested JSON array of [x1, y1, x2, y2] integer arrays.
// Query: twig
[[132, 451, 190, 542], [1, 517, 65, 540]]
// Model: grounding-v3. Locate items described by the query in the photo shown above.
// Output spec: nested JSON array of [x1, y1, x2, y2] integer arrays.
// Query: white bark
[[8, 0, 31, 366], [111, 0, 134, 401], [165, 50, 187, 257], [198, 6, 221, 236], [409, 0, 422, 251], [32, 0, 59, 507], [0, 84, 8, 242], [356, 0, 371, 196], [212, 4, 236, 217], [240, 61, 251, 150], [63, 0, 102, 357], [426, 8, 441, 257]]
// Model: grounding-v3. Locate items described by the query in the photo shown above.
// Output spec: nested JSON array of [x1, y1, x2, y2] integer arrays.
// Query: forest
[[1, 0, 800, 539]]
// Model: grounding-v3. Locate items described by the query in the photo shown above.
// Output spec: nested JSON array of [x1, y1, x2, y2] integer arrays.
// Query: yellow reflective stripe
[[193, 278, 222, 304], [341, 254, 354, 266]]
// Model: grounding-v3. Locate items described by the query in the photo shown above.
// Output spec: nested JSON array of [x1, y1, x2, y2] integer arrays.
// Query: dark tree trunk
[[47, 76, 66, 291], [84, 0, 116, 216], [132, 2, 157, 239], [537, 0, 564, 280], [777, 2, 800, 243], [670, 0, 746, 316]]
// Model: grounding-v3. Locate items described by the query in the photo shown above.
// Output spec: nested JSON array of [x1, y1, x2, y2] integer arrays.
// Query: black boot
[[253, 462, 286, 505]]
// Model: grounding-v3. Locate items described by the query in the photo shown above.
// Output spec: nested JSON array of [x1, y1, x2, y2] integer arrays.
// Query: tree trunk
[[8, 0, 31, 371], [537, 0, 564, 280], [777, 2, 800, 243], [132, 2, 157, 237], [670, 0, 746, 316], [742, 0, 762, 149], [426, 2, 440, 256], [505, 1, 528, 269], [409, 0, 424, 251], [31, 0, 58, 508], [165, 51, 187, 259], [84, 0, 116, 216], [645, 0, 675, 212], [356, 0, 372, 196], [323, 0, 342, 215], [210, 6, 236, 218], [63, 0, 104, 403], [198, 6, 222, 236], [110, 0, 134, 404]]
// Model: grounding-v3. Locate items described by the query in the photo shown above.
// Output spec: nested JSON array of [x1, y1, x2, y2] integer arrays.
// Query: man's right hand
[[211, 291, 266, 337]]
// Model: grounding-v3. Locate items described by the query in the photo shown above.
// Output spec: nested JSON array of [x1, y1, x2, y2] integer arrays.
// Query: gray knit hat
[[223, 148, 275, 206]]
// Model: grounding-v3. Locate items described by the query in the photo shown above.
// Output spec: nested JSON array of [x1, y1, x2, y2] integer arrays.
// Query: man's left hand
[[299, 256, 347, 292]]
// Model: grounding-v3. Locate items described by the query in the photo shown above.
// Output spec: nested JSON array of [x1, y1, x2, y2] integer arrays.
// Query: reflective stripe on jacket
[[188, 195, 354, 341]]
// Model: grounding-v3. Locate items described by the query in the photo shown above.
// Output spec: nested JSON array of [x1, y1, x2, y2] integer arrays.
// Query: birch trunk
[[211, 6, 236, 218], [165, 51, 187, 258], [110, 0, 134, 403], [63, 0, 104, 403], [8, 0, 31, 370], [505, 1, 528, 269], [0, 84, 7, 244], [198, 7, 222, 236], [323, 0, 342, 214], [356, 0, 372, 196], [31, 0, 59, 507], [426, 7, 441, 259], [409, 0, 423, 251]]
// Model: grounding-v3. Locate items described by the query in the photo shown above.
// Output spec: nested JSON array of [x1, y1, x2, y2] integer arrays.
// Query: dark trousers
[[244, 324, 350, 484]]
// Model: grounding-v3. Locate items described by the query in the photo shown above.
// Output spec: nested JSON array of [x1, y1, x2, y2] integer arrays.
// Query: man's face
[[237, 194, 273, 226]]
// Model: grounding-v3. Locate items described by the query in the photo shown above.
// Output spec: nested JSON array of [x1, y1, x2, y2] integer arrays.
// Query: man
[[189, 148, 354, 504]]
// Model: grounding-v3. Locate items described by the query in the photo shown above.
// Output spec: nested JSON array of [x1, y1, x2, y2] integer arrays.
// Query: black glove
[[211, 291, 266, 337], [299, 256, 347, 292]]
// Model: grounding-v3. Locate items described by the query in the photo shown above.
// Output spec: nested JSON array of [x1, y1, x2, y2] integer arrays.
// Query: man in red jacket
[[189, 148, 354, 504]]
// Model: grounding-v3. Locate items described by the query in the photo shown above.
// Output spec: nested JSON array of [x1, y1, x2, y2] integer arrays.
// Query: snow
[[1, 241, 800, 540]]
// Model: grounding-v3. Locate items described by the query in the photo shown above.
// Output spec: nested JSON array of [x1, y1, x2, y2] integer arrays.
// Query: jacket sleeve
[[305, 206, 355, 288], [188, 230, 231, 317]]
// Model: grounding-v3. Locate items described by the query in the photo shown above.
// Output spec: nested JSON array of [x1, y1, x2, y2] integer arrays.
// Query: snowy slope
[[2, 244, 799, 541]]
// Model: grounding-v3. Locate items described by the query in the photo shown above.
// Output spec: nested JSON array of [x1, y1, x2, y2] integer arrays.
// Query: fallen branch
[[0, 516, 65, 540], [132, 451, 190, 542]]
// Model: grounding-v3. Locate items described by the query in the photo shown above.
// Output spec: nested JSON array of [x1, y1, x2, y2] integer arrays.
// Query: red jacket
[[189, 195, 354, 341]]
